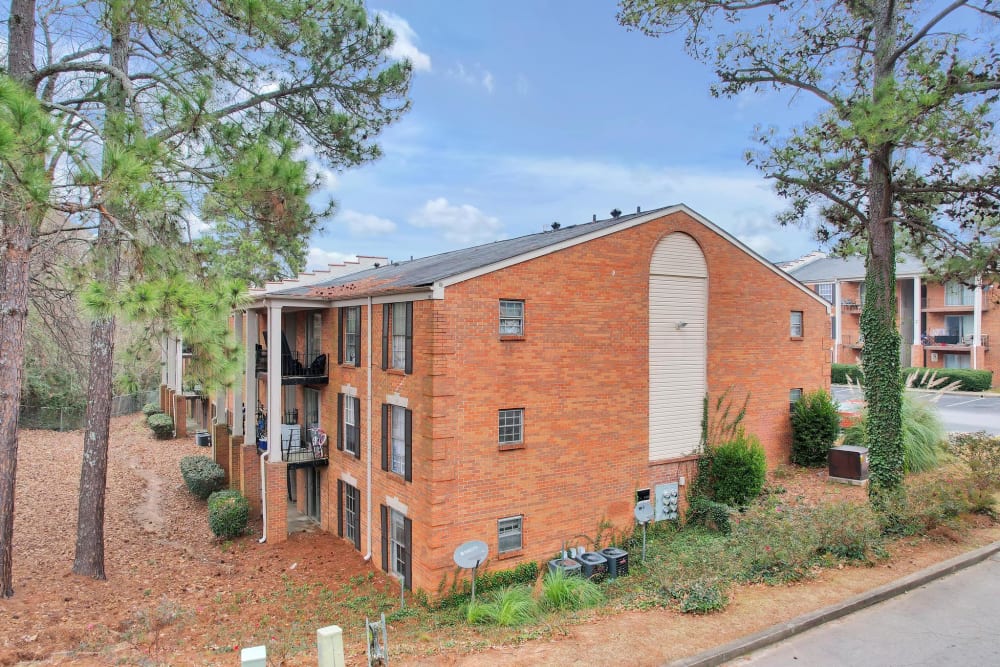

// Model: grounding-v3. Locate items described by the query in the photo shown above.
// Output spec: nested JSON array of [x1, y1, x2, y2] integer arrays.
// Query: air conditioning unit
[[828, 445, 869, 482]]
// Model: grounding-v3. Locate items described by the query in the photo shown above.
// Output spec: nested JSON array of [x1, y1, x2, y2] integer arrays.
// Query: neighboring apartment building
[[785, 253, 997, 385], [196, 205, 829, 594]]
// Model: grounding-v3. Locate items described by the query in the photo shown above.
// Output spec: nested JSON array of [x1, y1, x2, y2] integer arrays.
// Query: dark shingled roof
[[268, 207, 673, 299], [788, 253, 927, 282]]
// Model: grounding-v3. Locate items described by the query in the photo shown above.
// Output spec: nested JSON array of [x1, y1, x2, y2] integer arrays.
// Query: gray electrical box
[[654, 482, 679, 521]]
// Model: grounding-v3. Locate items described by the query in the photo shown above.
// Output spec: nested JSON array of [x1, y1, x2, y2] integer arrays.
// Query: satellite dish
[[453, 540, 488, 569], [634, 500, 654, 524]]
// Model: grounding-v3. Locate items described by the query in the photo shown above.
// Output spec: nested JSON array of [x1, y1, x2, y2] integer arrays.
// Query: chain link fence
[[18, 389, 159, 432]]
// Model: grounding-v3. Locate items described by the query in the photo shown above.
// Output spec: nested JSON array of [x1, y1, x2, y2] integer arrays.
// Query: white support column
[[164, 336, 175, 389], [973, 277, 984, 370], [267, 304, 282, 460], [244, 310, 258, 441], [833, 281, 841, 364], [913, 276, 922, 345], [174, 336, 184, 392], [160, 335, 169, 387], [233, 310, 245, 437]]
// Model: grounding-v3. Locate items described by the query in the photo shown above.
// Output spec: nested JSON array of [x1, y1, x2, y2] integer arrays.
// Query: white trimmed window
[[390, 509, 407, 578], [789, 388, 803, 413], [498, 408, 524, 445], [392, 302, 407, 369], [790, 311, 804, 338], [341, 306, 360, 366], [944, 281, 974, 306], [815, 283, 834, 302], [391, 405, 406, 475], [344, 483, 360, 547], [499, 300, 525, 335], [498, 516, 523, 553], [343, 395, 360, 456], [944, 354, 971, 369]]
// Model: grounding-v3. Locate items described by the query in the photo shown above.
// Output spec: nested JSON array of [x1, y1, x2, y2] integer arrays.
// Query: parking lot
[[832, 385, 1000, 435]]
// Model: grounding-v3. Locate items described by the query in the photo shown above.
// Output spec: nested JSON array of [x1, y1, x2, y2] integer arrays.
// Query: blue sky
[[304, 1, 824, 270]]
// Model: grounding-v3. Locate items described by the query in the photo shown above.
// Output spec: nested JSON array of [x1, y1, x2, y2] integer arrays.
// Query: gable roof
[[788, 253, 927, 282], [255, 204, 828, 310]]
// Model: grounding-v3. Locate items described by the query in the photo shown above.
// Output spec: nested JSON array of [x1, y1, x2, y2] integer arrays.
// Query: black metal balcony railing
[[255, 346, 329, 384], [282, 425, 329, 466]]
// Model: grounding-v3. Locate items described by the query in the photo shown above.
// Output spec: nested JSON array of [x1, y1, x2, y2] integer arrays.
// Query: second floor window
[[499, 408, 524, 445], [339, 307, 361, 367], [499, 300, 524, 335], [338, 393, 360, 458], [381, 403, 412, 481], [815, 283, 833, 303], [790, 311, 804, 338], [382, 302, 413, 373]]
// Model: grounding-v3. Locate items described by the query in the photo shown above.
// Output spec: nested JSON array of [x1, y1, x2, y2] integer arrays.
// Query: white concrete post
[[316, 625, 346, 667], [913, 276, 922, 345], [160, 335, 168, 387], [244, 310, 259, 441], [240, 645, 266, 667], [833, 281, 841, 363], [174, 336, 184, 392], [267, 304, 282, 460], [973, 277, 984, 370], [233, 310, 245, 437]]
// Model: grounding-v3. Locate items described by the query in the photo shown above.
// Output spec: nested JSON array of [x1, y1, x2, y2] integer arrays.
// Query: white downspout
[[259, 451, 268, 543], [365, 295, 374, 561]]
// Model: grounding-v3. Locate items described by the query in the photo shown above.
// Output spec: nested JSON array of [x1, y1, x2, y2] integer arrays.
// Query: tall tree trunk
[[0, 0, 38, 600], [862, 0, 904, 498], [72, 3, 128, 579]]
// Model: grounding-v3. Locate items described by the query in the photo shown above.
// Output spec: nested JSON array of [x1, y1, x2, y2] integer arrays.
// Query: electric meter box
[[655, 482, 680, 521], [828, 445, 869, 481]]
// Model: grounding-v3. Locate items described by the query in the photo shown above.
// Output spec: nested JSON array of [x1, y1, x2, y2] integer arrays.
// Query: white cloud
[[409, 198, 503, 244], [340, 209, 398, 235], [306, 247, 358, 270], [294, 145, 340, 190], [515, 74, 529, 96], [448, 63, 495, 94], [377, 11, 432, 72]]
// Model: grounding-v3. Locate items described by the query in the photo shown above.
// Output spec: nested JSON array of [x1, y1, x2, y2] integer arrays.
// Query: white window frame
[[815, 283, 834, 303], [390, 405, 406, 476], [498, 515, 523, 554], [344, 306, 360, 365], [345, 483, 360, 545], [944, 281, 974, 306], [499, 299, 525, 336], [789, 387, 803, 413], [944, 353, 971, 369], [391, 302, 407, 370], [790, 311, 804, 338], [389, 508, 407, 579], [344, 395, 360, 456], [498, 408, 524, 444]]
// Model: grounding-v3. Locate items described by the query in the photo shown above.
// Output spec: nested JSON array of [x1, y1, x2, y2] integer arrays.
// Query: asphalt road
[[729, 552, 1000, 666], [832, 385, 1000, 435]]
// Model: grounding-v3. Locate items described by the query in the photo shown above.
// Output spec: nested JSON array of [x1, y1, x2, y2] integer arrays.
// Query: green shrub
[[904, 367, 992, 392], [663, 579, 729, 614], [685, 496, 733, 534], [435, 561, 539, 609], [540, 569, 603, 611], [465, 586, 537, 626], [730, 501, 820, 583], [949, 432, 1000, 490], [142, 402, 163, 417], [832, 364, 992, 392], [810, 501, 882, 561], [875, 474, 991, 537], [709, 430, 767, 507], [179, 455, 225, 499], [791, 389, 841, 467], [147, 412, 174, 439], [843, 393, 946, 473], [208, 490, 249, 539]]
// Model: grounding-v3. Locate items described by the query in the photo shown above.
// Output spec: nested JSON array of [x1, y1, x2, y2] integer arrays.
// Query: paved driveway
[[730, 552, 1000, 666], [832, 385, 1000, 435]]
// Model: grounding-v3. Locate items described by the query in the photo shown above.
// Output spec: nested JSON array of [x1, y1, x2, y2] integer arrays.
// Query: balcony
[[255, 412, 329, 467], [256, 346, 329, 385], [921, 334, 990, 352], [841, 299, 863, 314], [842, 335, 864, 349]]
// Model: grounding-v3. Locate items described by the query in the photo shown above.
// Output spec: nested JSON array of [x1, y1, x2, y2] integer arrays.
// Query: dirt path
[[125, 454, 166, 536]]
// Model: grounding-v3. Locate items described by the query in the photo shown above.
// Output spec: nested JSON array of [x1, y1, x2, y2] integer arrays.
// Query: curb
[[832, 383, 996, 399], [666, 540, 1000, 667]]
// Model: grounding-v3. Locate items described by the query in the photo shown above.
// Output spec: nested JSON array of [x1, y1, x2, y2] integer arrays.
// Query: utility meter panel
[[655, 482, 679, 521]]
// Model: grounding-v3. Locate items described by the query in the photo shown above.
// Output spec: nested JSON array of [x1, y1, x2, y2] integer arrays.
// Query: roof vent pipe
[[592, 214, 597, 222], [610, 208, 622, 219], [637, 206, 641, 213]]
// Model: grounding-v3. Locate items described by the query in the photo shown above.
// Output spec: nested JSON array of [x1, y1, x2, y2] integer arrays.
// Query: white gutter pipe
[[259, 451, 268, 543], [364, 295, 374, 561]]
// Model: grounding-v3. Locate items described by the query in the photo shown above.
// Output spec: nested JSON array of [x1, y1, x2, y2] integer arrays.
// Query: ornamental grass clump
[[179, 455, 225, 500], [465, 586, 537, 627], [790, 389, 841, 467], [540, 569, 603, 611], [844, 393, 947, 473], [208, 490, 249, 539]]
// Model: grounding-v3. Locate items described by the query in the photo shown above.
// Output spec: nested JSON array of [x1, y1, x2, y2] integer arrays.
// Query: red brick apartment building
[[785, 253, 998, 386], [190, 205, 829, 593]]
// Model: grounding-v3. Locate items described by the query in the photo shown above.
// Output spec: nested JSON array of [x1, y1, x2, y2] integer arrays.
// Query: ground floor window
[[381, 505, 412, 589], [944, 353, 971, 369], [498, 515, 523, 553], [338, 480, 361, 550]]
